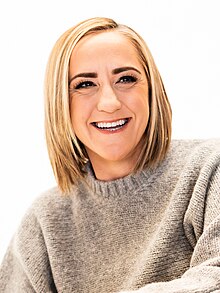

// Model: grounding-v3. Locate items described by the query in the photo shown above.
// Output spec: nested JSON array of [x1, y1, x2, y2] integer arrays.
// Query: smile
[[92, 118, 130, 131]]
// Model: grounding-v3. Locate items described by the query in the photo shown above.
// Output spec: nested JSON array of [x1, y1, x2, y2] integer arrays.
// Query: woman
[[1, 17, 220, 293]]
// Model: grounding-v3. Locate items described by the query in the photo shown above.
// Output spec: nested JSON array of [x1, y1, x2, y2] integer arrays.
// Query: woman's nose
[[97, 85, 121, 113]]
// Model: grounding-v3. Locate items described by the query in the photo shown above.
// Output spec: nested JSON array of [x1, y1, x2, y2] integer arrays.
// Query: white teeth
[[95, 119, 127, 129]]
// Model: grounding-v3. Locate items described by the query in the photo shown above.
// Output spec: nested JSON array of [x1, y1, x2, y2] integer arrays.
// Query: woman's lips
[[91, 118, 131, 133]]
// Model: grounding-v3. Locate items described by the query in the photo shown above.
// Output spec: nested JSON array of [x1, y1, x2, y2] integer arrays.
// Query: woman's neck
[[90, 159, 135, 181]]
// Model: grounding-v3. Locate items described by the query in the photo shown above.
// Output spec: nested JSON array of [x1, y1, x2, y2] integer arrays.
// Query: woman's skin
[[69, 31, 149, 181]]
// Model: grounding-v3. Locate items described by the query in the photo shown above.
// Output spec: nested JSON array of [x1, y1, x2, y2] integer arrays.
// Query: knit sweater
[[1, 139, 220, 293]]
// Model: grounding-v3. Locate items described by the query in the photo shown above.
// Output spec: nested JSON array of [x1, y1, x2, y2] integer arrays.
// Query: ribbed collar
[[84, 162, 156, 197]]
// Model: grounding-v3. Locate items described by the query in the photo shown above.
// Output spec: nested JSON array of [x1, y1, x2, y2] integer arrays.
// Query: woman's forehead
[[69, 31, 142, 74]]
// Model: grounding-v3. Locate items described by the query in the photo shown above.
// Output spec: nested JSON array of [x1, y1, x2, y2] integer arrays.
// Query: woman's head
[[44, 17, 172, 193]]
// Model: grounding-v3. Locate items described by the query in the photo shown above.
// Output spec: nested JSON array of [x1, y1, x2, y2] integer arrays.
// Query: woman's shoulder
[[160, 138, 220, 173], [166, 138, 220, 172], [33, 185, 79, 215], [33, 185, 70, 207], [171, 137, 220, 150], [170, 138, 220, 157], [18, 185, 79, 231]]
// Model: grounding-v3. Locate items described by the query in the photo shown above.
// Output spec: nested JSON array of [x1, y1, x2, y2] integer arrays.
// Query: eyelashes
[[71, 75, 138, 91], [116, 75, 137, 84], [75, 80, 96, 90]]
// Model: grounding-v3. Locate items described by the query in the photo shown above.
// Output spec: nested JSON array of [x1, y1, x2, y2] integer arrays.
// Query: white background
[[0, 0, 220, 262]]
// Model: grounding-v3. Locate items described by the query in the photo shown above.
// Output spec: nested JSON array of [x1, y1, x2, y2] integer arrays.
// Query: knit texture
[[1, 139, 220, 293]]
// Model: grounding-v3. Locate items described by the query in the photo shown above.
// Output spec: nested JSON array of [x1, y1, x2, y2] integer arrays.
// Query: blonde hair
[[44, 17, 172, 193]]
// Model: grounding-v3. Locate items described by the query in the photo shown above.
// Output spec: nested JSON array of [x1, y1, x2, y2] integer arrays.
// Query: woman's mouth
[[91, 118, 130, 132]]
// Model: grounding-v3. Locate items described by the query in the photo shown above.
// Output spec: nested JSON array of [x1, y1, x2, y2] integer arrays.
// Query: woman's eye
[[75, 81, 96, 90], [117, 75, 137, 84]]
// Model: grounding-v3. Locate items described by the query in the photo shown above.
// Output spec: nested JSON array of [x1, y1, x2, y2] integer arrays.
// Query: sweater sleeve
[[0, 208, 57, 293], [119, 160, 220, 292]]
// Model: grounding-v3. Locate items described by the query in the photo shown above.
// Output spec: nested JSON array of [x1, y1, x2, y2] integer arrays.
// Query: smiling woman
[[69, 31, 150, 181], [44, 18, 171, 193], [1, 17, 220, 293]]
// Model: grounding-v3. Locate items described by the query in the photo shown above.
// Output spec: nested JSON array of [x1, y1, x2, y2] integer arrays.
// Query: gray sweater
[[1, 139, 220, 293]]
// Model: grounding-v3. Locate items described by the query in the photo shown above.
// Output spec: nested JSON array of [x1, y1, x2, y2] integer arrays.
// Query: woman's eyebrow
[[69, 66, 141, 85], [69, 72, 97, 85], [112, 66, 141, 75]]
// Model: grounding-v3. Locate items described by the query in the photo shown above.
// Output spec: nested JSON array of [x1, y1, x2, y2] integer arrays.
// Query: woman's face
[[69, 31, 149, 178]]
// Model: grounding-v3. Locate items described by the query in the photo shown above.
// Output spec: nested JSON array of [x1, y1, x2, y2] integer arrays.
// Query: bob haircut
[[44, 17, 172, 193]]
